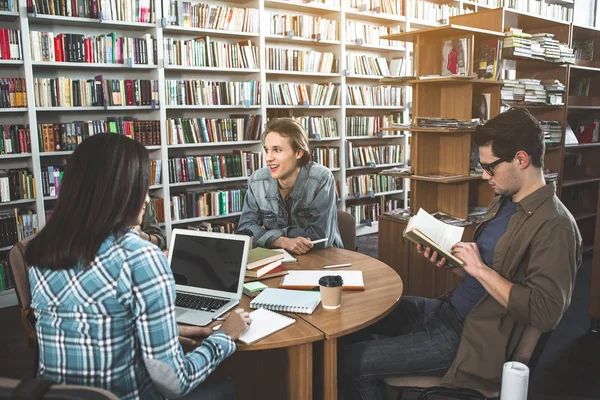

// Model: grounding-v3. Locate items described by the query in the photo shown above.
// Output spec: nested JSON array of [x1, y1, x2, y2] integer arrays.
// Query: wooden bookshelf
[[378, 22, 503, 297], [0, 0, 583, 309]]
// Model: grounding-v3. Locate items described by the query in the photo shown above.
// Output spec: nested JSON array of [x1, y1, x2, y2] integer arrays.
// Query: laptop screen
[[170, 233, 246, 294]]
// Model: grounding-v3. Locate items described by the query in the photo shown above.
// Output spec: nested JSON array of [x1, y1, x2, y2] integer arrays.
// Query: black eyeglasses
[[479, 158, 510, 176]]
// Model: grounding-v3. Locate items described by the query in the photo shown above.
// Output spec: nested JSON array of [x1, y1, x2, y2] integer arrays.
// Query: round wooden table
[[210, 247, 403, 400]]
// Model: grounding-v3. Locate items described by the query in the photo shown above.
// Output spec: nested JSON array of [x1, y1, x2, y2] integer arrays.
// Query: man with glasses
[[339, 108, 582, 399]]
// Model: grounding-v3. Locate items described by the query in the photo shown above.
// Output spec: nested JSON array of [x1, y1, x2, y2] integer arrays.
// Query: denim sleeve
[[285, 173, 338, 247], [237, 184, 286, 247], [128, 246, 236, 398]]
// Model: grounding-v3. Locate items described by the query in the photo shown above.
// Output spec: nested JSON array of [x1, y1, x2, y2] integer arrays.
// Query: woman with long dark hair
[[26, 133, 250, 399]]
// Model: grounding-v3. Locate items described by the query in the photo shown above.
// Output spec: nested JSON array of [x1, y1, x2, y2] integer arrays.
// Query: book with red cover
[[125, 80, 134, 106]]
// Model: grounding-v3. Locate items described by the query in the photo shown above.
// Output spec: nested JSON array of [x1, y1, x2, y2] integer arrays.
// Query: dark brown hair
[[472, 107, 545, 168], [26, 133, 150, 270]]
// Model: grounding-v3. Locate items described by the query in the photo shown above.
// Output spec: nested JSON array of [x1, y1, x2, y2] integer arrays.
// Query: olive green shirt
[[142, 201, 167, 250], [441, 182, 582, 397]]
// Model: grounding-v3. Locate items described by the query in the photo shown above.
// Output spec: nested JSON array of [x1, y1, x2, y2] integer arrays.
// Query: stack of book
[[558, 44, 576, 64], [503, 28, 532, 58], [414, 117, 480, 130], [544, 80, 565, 105], [501, 80, 525, 102], [520, 79, 546, 104], [531, 33, 560, 61], [245, 248, 288, 280], [540, 121, 562, 147]]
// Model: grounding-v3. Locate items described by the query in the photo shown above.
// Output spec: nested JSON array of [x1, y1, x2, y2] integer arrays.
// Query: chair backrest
[[337, 210, 356, 251], [8, 234, 36, 310], [511, 324, 552, 373], [8, 234, 37, 343], [0, 376, 118, 400]]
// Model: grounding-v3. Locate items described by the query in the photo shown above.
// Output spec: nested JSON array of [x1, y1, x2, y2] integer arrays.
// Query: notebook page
[[281, 270, 364, 288], [409, 208, 464, 252], [250, 288, 322, 312], [238, 308, 295, 344]]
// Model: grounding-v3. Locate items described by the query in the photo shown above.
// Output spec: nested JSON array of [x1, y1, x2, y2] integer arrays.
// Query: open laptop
[[168, 228, 251, 326]]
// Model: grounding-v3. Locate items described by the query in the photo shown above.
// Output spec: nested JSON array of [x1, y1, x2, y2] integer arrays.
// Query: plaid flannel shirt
[[30, 231, 236, 399]]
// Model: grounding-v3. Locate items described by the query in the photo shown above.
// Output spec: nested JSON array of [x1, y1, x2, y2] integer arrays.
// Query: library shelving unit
[[563, 24, 600, 258], [377, 22, 504, 297], [0, 5, 33, 308], [0, 0, 578, 308], [452, 7, 571, 189], [563, 23, 600, 327]]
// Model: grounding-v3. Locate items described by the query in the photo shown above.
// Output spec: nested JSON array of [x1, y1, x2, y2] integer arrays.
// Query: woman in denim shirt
[[238, 118, 343, 254]]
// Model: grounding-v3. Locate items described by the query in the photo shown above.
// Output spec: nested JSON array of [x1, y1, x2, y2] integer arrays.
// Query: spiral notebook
[[249, 288, 321, 314], [238, 308, 296, 344]]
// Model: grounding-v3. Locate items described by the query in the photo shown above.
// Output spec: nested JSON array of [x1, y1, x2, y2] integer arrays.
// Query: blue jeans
[[338, 296, 464, 400]]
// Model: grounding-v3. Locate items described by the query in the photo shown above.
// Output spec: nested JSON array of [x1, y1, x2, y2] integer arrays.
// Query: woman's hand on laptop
[[220, 308, 252, 341], [177, 324, 212, 349]]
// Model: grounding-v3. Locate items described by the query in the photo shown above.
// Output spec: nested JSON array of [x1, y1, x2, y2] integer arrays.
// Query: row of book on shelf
[[267, 82, 339, 107], [501, 78, 565, 106], [168, 2, 259, 33], [30, 31, 156, 65], [347, 174, 403, 198], [24, 31, 411, 74], [170, 187, 246, 221], [164, 38, 256, 69], [34, 77, 159, 108], [165, 80, 258, 107], [0, 78, 26, 109], [0, 0, 17, 11], [0, 29, 22, 61], [0, 169, 35, 203], [39, 119, 160, 152], [311, 147, 339, 169], [348, 0, 402, 14], [346, 143, 404, 168], [166, 115, 262, 145], [267, 48, 338, 74], [502, 28, 574, 64], [269, 14, 338, 42], [27, 0, 155, 22], [168, 152, 262, 184], [0, 210, 38, 248], [1, 125, 31, 155], [15, 77, 405, 107]]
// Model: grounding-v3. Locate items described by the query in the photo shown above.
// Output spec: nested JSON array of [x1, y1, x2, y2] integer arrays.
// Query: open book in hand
[[403, 208, 465, 268]]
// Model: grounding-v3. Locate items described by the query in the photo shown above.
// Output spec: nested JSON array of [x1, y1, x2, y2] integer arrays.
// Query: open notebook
[[280, 270, 365, 291], [238, 308, 296, 344], [250, 288, 321, 314]]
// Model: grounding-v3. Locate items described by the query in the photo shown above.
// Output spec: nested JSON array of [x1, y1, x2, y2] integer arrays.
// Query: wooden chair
[[337, 210, 356, 251], [0, 376, 118, 400], [384, 325, 552, 400], [7, 235, 38, 373]]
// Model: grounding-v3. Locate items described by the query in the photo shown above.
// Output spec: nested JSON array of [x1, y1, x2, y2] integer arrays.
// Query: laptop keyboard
[[176, 293, 228, 312]]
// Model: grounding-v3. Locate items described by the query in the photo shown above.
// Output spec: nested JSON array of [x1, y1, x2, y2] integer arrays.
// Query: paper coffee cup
[[319, 275, 343, 309]]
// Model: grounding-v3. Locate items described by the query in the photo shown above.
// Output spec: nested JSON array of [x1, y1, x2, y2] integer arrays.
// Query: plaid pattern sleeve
[[126, 243, 236, 398], [30, 232, 236, 400]]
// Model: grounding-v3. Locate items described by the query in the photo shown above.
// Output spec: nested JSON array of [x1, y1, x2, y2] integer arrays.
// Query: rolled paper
[[500, 361, 530, 400]]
